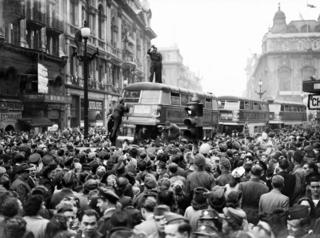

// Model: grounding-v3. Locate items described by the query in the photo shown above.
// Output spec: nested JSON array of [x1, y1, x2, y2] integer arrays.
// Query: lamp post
[[256, 79, 266, 100], [80, 25, 91, 139]]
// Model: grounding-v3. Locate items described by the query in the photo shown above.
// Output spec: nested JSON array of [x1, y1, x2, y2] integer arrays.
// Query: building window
[[98, 4, 104, 40], [46, 33, 59, 56], [301, 66, 316, 81], [70, 0, 78, 26], [26, 27, 42, 50], [278, 67, 291, 91], [89, 13, 95, 36], [6, 21, 20, 46], [81, 5, 87, 26], [111, 17, 117, 47]]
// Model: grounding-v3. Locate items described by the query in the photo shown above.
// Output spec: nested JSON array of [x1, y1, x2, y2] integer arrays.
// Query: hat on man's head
[[0, 166, 6, 176], [199, 209, 220, 221], [207, 186, 226, 210], [225, 191, 242, 208], [164, 212, 187, 224], [42, 154, 56, 166], [194, 154, 206, 169], [84, 179, 99, 191], [14, 153, 25, 163], [313, 142, 320, 150], [222, 207, 246, 228], [288, 204, 309, 220], [193, 225, 219, 237], [14, 163, 32, 174], [219, 157, 231, 171], [29, 153, 41, 163], [98, 187, 119, 204], [231, 166, 245, 178], [192, 187, 209, 210], [144, 175, 157, 189], [199, 143, 211, 155], [293, 150, 304, 164]]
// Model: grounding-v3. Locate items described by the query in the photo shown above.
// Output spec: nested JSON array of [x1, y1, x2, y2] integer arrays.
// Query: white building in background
[[159, 46, 202, 91]]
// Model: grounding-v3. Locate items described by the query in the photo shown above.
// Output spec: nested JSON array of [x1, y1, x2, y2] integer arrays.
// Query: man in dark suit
[[147, 45, 162, 83], [259, 175, 289, 216], [109, 99, 129, 146], [277, 157, 296, 205], [238, 164, 269, 225]]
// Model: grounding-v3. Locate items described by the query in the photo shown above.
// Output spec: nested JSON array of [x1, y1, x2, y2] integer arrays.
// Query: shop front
[[0, 99, 23, 131]]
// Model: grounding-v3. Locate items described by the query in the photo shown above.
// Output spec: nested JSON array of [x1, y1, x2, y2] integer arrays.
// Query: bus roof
[[217, 96, 266, 103], [268, 100, 306, 106], [124, 82, 216, 98]]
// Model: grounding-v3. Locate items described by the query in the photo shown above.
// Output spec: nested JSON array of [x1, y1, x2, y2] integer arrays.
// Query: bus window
[[140, 90, 161, 104], [218, 100, 225, 109], [124, 90, 140, 103], [240, 101, 244, 109], [244, 101, 250, 110], [212, 99, 218, 110], [225, 100, 240, 110], [253, 102, 259, 110], [171, 91, 180, 105], [181, 94, 188, 105], [205, 98, 212, 109], [281, 105, 284, 111], [161, 91, 170, 105], [284, 105, 289, 112]]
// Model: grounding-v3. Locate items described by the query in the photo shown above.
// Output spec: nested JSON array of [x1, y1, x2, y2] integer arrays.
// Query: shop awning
[[18, 117, 53, 127]]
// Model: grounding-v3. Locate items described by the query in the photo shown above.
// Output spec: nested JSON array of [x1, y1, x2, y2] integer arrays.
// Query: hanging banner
[[38, 63, 48, 94]]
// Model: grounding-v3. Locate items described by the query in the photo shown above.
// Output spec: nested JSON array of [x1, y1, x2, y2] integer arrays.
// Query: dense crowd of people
[[0, 124, 320, 238]]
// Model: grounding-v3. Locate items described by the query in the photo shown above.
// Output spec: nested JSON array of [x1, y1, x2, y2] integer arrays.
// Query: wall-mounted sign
[[38, 63, 48, 94], [308, 94, 320, 110]]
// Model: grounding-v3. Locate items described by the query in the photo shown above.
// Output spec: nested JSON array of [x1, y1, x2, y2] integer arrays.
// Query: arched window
[[278, 67, 291, 91], [301, 66, 316, 81], [98, 4, 104, 39]]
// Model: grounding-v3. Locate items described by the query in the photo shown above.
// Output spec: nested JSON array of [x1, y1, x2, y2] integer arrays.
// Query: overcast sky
[[148, 0, 320, 96]]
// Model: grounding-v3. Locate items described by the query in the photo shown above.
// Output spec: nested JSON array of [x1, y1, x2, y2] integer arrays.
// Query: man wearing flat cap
[[164, 212, 191, 238], [97, 187, 119, 237], [10, 163, 33, 204], [287, 204, 313, 238]]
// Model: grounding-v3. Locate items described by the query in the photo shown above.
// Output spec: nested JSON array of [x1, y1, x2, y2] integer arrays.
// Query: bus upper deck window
[[171, 92, 180, 105], [140, 90, 161, 104], [240, 101, 244, 109], [124, 90, 140, 103], [181, 94, 188, 105], [218, 101, 225, 109], [205, 98, 212, 109]]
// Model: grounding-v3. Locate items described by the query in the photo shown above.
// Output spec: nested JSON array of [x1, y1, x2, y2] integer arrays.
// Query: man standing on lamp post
[[147, 45, 162, 83], [109, 98, 129, 146]]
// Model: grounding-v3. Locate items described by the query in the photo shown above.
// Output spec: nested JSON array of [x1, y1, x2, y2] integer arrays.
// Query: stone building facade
[[246, 5, 320, 103], [0, 0, 156, 130], [159, 46, 202, 91]]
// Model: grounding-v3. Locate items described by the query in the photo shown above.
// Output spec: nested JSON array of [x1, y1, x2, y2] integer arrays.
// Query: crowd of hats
[[0, 125, 319, 237]]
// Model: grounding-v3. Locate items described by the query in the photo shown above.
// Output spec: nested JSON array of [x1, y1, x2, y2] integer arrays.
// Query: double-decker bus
[[268, 100, 307, 129], [119, 82, 219, 142], [217, 96, 269, 136]]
